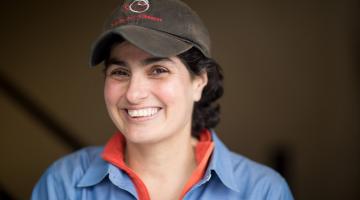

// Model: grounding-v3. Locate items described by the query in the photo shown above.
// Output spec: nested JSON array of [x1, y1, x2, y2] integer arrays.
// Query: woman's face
[[104, 41, 207, 144]]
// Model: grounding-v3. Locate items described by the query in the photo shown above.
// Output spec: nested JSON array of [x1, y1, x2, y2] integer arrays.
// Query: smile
[[126, 107, 160, 118]]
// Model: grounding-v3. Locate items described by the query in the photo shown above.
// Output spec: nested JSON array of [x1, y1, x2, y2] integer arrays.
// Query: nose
[[125, 74, 149, 104]]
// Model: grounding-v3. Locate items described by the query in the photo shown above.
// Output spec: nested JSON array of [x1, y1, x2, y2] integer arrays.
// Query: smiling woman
[[103, 41, 207, 145], [31, 0, 294, 199]]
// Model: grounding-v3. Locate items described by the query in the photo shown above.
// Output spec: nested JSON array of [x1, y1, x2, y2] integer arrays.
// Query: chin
[[120, 127, 164, 144]]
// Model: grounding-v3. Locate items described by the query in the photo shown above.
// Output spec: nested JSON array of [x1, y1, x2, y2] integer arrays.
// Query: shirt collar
[[76, 153, 138, 198], [76, 149, 109, 187], [76, 130, 240, 193], [75, 130, 214, 189], [206, 130, 241, 192]]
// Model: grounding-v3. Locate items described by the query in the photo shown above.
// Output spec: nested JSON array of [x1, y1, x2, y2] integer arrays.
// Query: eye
[[151, 66, 169, 75], [107, 67, 130, 78]]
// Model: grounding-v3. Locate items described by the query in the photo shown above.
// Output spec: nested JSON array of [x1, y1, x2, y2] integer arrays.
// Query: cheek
[[155, 78, 193, 106], [104, 79, 123, 106], [154, 83, 176, 105]]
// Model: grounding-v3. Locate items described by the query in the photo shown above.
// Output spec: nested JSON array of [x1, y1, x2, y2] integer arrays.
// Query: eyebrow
[[106, 57, 174, 67], [106, 58, 127, 67], [141, 57, 174, 65]]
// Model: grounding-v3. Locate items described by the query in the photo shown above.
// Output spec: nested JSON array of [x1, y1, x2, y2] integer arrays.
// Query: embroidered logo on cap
[[129, 0, 150, 13]]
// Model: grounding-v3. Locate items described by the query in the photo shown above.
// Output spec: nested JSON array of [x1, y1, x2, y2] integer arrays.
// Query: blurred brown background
[[0, 0, 359, 199]]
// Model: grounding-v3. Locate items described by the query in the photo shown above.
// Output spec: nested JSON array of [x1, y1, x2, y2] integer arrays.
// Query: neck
[[125, 128, 198, 200], [125, 130, 198, 180]]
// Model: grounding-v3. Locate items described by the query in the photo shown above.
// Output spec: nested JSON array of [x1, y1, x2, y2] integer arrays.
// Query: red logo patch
[[111, 14, 162, 27]]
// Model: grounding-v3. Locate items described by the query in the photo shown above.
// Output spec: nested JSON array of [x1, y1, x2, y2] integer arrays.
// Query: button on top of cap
[[129, 0, 150, 13]]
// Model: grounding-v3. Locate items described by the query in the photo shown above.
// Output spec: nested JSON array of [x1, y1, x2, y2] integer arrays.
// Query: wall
[[0, 0, 359, 199]]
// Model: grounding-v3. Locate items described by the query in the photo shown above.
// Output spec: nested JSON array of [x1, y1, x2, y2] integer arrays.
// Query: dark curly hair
[[178, 48, 224, 137]]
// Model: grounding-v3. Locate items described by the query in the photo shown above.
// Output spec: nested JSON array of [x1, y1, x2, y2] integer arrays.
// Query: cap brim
[[90, 25, 193, 67]]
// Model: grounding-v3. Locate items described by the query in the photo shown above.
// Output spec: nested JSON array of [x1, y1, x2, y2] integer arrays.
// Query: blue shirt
[[32, 132, 294, 199]]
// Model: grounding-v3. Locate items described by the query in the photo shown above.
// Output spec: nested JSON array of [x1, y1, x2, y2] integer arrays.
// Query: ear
[[192, 71, 208, 102]]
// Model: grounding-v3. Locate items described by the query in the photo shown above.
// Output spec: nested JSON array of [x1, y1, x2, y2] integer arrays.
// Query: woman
[[32, 0, 294, 199]]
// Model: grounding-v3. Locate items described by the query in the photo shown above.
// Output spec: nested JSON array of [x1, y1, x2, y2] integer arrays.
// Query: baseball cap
[[90, 0, 211, 66]]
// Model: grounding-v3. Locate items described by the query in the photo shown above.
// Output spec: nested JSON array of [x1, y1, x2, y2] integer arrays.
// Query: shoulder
[[45, 146, 103, 181], [229, 152, 284, 184], [210, 131, 293, 199], [31, 146, 103, 199], [228, 152, 293, 199], [50, 146, 103, 172]]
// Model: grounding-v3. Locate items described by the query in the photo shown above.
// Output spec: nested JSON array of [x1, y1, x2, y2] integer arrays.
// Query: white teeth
[[127, 108, 159, 117]]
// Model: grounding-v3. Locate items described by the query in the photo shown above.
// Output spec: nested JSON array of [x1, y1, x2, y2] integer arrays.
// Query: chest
[[74, 177, 241, 200]]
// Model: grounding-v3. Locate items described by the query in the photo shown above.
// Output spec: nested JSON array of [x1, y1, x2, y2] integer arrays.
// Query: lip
[[121, 107, 162, 122]]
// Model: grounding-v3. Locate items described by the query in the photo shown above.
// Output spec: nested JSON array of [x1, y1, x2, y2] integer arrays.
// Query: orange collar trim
[[101, 129, 214, 200]]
